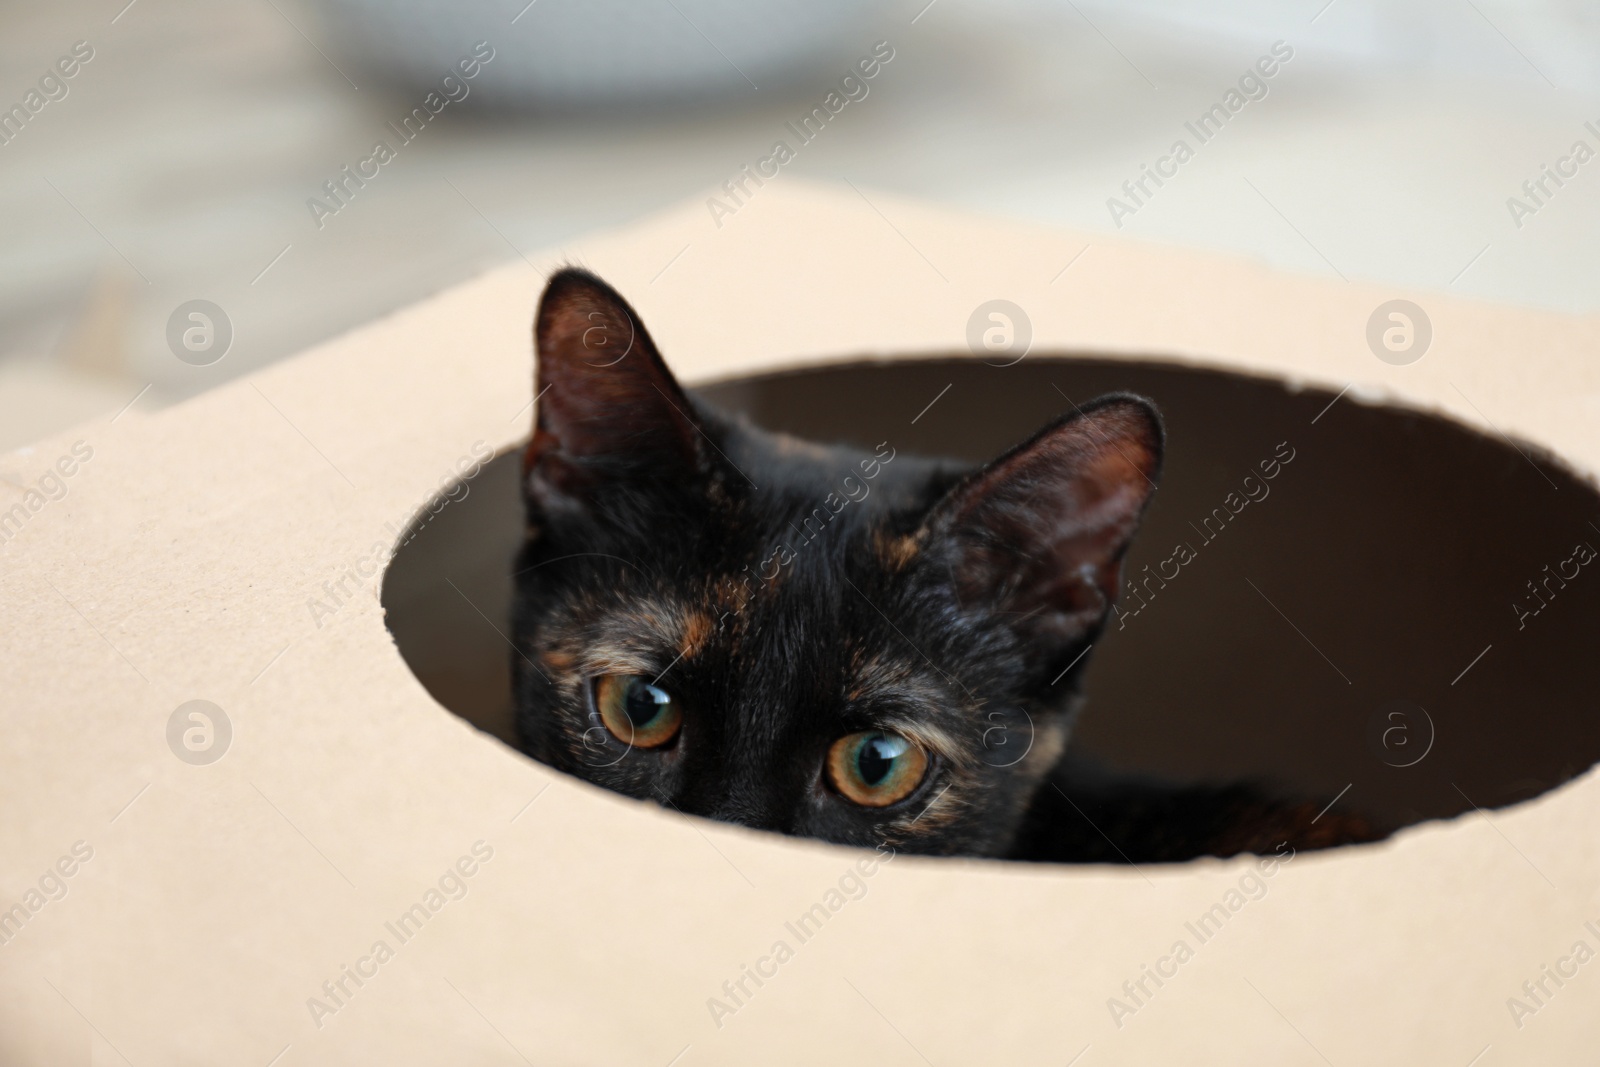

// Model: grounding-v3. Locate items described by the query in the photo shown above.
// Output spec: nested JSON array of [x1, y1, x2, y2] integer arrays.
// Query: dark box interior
[[383, 357, 1600, 847]]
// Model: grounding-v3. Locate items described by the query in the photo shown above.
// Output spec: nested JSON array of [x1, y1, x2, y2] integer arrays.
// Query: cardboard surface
[[2, 181, 1598, 1064]]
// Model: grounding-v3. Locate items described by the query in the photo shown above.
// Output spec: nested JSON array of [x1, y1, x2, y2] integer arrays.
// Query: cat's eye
[[825, 731, 929, 808], [594, 675, 683, 748]]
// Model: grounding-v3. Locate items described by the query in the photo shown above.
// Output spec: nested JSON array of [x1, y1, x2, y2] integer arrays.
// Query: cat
[[511, 268, 1386, 861]]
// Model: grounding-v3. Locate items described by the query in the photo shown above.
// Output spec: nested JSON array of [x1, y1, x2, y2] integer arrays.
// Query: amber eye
[[594, 675, 683, 749], [825, 731, 929, 807]]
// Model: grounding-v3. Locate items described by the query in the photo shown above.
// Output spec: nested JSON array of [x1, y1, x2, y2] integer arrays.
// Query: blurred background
[[2, 0, 1598, 452]]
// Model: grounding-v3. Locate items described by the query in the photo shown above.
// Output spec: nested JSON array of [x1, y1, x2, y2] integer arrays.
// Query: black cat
[[512, 269, 1384, 861]]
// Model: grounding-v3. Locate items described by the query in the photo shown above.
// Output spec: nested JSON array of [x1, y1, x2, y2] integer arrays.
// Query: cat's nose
[[703, 790, 787, 833], [670, 770, 792, 833]]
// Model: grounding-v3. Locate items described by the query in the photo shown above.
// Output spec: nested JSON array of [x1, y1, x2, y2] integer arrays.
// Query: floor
[[2, 0, 1597, 451]]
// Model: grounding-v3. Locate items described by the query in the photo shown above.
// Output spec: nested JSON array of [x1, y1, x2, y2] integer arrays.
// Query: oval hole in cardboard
[[382, 357, 1600, 852]]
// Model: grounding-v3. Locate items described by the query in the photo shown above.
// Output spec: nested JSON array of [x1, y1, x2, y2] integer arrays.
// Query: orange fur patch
[[679, 610, 712, 658], [875, 530, 920, 572]]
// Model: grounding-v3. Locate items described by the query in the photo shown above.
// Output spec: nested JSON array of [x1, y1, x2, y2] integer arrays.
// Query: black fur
[[511, 269, 1383, 861]]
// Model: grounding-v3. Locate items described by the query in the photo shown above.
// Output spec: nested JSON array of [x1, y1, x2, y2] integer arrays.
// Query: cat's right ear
[[921, 395, 1163, 677], [525, 269, 703, 507]]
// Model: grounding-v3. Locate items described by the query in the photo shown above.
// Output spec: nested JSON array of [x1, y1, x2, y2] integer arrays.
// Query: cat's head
[[512, 269, 1162, 857]]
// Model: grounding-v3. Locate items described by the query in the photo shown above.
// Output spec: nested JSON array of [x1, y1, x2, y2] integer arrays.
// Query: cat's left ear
[[525, 268, 704, 504], [922, 395, 1162, 667]]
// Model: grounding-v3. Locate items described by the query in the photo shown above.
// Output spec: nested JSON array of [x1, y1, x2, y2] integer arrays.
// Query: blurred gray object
[[310, 0, 890, 106]]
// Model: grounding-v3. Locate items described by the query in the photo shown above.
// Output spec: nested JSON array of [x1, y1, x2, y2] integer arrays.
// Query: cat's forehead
[[720, 574, 963, 707], [574, 559, 938, 698]]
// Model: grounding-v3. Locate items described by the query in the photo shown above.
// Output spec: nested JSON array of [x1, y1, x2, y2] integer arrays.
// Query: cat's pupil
[[857, 733, 908, 786], [624, 680, 670, 727]]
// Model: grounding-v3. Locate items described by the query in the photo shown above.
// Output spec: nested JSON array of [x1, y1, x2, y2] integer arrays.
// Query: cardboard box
[[3, 182, 1597, 1064]]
